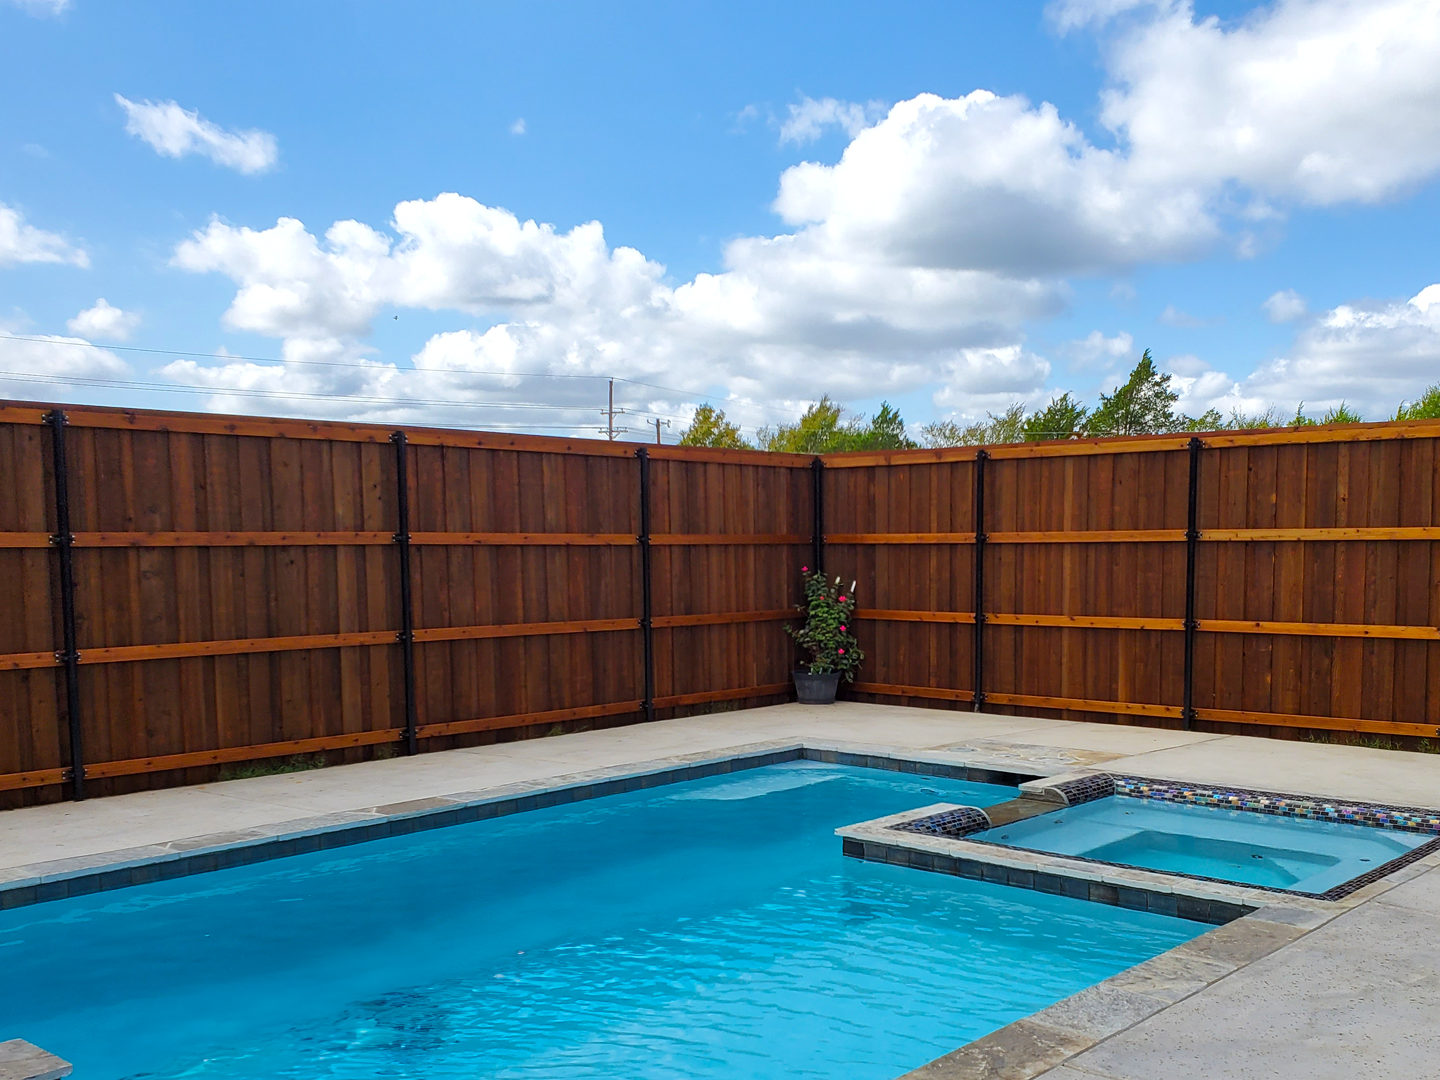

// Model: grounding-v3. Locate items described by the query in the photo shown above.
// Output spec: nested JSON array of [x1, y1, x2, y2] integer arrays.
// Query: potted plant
[[785, 568, 864, 704]]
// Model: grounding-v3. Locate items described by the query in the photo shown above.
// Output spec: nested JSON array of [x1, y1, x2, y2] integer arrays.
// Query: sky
[[2, 0, 1439, 442]]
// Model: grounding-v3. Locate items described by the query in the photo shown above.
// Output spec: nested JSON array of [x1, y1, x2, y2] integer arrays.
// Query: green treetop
[[677, 404, 752, 449], [759, 397, 916, 453], [1085, 349, 1179, 436]]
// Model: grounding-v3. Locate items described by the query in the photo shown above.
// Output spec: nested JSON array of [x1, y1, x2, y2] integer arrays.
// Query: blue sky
[[3, 0, 1439, 439]]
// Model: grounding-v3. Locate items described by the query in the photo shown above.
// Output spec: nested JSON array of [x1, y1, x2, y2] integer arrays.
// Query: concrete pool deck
[[2, 701, 1438, 1079]]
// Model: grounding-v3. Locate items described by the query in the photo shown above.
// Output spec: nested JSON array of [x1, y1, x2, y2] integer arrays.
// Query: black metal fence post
[[1182, 437, 1203, 731], [637, 447, 655, 723], [972, 450, 989, 712], [811, 457, 825, 574], [391, 431, 419, 756], [46, 410, 85, 801]]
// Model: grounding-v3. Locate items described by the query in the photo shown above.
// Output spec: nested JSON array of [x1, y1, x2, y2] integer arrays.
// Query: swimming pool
[[0, 761, 1200, 1079], [979, 795, 1431, 894]]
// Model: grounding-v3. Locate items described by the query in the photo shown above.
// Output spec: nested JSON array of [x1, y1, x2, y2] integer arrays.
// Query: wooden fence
[[0, 401, 813, 804], [3, 400, 1439, 804], [826, 426, 1440, 742]]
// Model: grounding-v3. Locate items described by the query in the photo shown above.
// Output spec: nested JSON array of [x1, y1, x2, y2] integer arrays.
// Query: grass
[[217, 743, 398, 781], [218, 753, 330, 781], [1302, 733, 1440, 754]]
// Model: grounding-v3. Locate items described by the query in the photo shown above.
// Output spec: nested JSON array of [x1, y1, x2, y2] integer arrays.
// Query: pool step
[[984, 797, 1062, 827], [0, 1040, 71, 1080]]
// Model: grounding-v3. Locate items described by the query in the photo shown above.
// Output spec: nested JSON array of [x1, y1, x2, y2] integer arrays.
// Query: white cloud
[[1062, 329, 1135, 368], [115, 95, 278, 174], [1238, 285, 1440, 417], [1101, 0, 1440, 206], [0, 330, 130, 402], [510, 118, 526, 135], [1158, 304, 1211, 328], [1262, 289, 1307, 323], [930, 345, 1053, 417], [773, 90, 1214, 277], [8, 0, 70, 15], [67, 299, 139, 341], [160, 0, 1440, 426], [168, 192, 1058, 429], [1160, 284, 1440, 421], [1046, 0, 1167, 32], [779, 96, 886, 144], [0, 203, 88, 268]]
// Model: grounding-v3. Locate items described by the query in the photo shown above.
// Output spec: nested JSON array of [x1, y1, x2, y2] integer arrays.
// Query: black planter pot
[[793, 670, 841, 705]]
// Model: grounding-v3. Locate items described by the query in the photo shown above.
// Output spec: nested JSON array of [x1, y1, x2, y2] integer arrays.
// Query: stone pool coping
[[838, 805, 1272, 924], [0, 1040, 71, 1080], [897, 843, 1440, 1079], [850, 778, 1440, 909]]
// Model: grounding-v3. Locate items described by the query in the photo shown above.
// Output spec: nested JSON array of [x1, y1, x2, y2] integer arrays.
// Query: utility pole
[[600, 378, 628, 441], [653, 418, 670, 445]]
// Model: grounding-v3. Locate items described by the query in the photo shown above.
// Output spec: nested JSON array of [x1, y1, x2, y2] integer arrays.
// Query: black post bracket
[[973, 450, 990, 711], [637, 447, 655, 723], [1182, 437, 1203, 730], [391, 431, 419, 756], [45, 409, 86, 800], [811, 457, 825, 574]]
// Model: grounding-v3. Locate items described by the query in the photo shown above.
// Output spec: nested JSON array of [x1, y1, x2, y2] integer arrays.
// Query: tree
[[1023, 393, 1088, 441], [920, 403, 1026, 447], [1395, 385, 1440, 421], [1323, 403, 1363, 424], [853, 401, 917, 450], [678, 404, 751, 449], [1084, 350, 1178, 436], [759, 396, 861, 453], [1291, 402, 1363, 426], [759, 397, 915, 453], [1222, 406, 1282, 429], [1175, 408, 1224, 432]]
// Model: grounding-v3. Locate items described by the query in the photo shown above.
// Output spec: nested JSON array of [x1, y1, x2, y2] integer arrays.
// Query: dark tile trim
[[893, 773, 1440, 905], [0, 747, 1037, 912], [842, 838, 1256, 926], [892, 805, 993, 838]]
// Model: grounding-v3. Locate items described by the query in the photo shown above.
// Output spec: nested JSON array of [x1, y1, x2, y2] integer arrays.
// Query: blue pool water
[[0, 762, 1200, 1079], [979, 795, 1430, 894]]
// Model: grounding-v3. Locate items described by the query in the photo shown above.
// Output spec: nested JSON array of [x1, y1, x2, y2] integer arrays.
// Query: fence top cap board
[[8, 398, 1440, 469], [819, 416, 1440, 468], [0, 399, 815, 466]]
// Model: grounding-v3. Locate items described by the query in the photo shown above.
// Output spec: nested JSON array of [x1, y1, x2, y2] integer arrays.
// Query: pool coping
[[0, 742, 1037, 911], [870, 774, 1440, 905], [839, 807, 1274, 924], [896, 843, 1440, 1079]]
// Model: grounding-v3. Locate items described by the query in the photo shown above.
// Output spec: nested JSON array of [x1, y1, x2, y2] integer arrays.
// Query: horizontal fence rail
[[3, 399, 1440, 802], [825, 423, 1440, 741]]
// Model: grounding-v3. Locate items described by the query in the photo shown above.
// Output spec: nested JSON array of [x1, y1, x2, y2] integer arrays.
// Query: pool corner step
[[0, 1040, 71, 1080]]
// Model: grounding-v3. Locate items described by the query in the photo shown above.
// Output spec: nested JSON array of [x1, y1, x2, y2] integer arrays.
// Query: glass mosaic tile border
[[892, 806, 992, 838], [1112, 775, 1440, 835]]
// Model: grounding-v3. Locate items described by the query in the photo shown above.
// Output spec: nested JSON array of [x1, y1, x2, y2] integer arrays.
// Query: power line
[[0, 332, 799, 420], [0, 368, 627, 414]]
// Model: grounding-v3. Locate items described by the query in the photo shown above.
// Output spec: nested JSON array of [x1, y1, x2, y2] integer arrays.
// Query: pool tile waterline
[[0, 746, 1037, 912]]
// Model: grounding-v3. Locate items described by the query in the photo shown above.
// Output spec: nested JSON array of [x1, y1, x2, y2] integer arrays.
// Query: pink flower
[[838, 595, 847, 602], [837, 647, 846, 655], [839, 625, 846, 632], [801, 565, 809, 572]]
